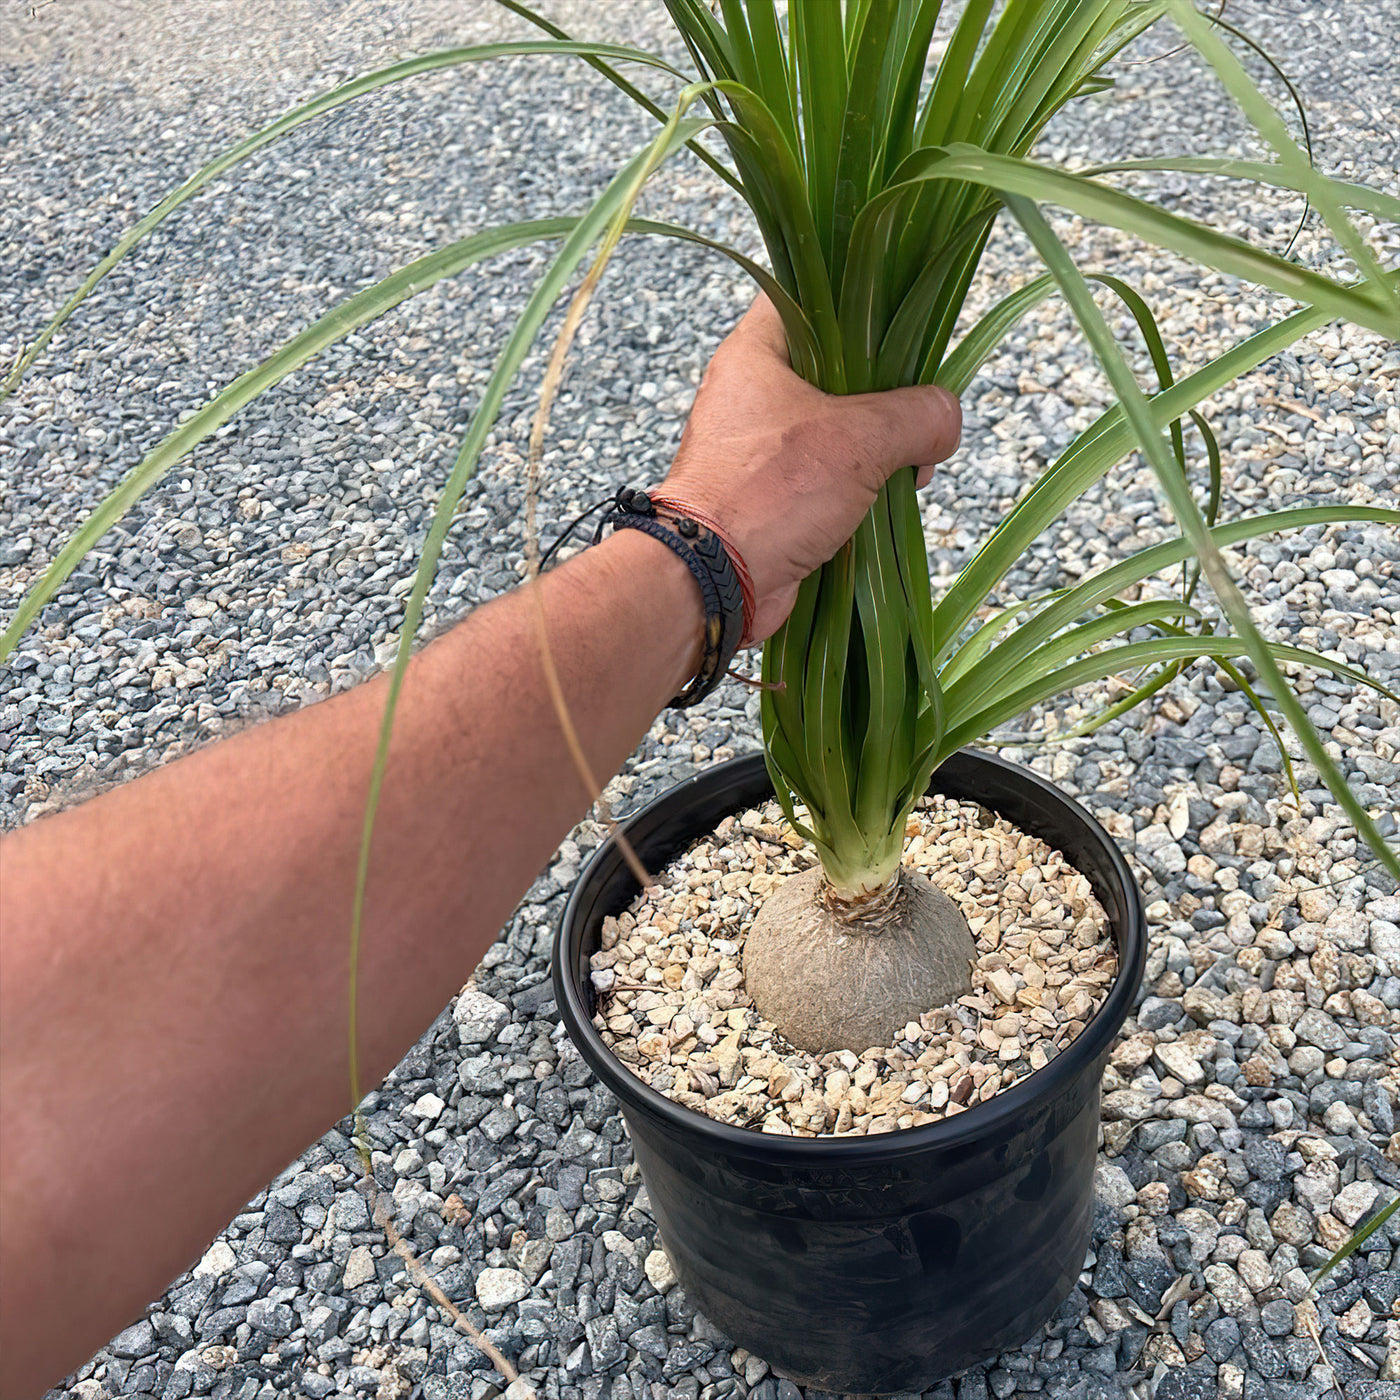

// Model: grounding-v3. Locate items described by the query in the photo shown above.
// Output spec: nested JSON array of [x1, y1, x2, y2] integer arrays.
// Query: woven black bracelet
[[593, 487, 745, 708]]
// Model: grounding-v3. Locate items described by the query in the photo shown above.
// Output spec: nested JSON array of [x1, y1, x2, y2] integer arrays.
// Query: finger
[[844, 384, 962, 481], [727, 292, 791, 365]]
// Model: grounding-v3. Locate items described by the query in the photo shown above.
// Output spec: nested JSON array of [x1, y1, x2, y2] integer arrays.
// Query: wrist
[[645, 492, 756, 645], [594, 489, 746, 706], [590, 529, 706, 699]]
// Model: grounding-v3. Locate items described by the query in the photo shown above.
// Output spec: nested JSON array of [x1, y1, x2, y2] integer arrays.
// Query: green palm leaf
[[0, 39, 694, 403], [1164, 0, 1399, 316], [953, 505, 1400, 706], [1083, 157, 1400, 224], [1004, 193, 1399, 880], [867, 146, 1400, 336], [931, 298, 1339, 663], [1, 205, 798, 660], [942, 635, 1400, 758], [1, 218, 571, 658]]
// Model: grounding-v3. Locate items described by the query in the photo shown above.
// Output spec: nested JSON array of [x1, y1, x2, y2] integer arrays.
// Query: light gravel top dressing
[[591, 794, 1117, 1137]]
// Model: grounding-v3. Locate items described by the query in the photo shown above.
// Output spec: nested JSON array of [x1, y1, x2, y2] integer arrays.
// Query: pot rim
[[555, 747, 1146, 1167]]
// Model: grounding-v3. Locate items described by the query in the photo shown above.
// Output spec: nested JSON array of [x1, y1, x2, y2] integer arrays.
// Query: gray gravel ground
[[3, 2, 1398, 1399]]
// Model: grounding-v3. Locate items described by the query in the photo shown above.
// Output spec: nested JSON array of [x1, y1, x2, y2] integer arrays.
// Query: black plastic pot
[[554, 750, 1145, 1393]]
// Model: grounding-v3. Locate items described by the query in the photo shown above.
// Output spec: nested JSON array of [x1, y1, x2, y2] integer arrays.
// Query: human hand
[[659, 295, 962, 643]]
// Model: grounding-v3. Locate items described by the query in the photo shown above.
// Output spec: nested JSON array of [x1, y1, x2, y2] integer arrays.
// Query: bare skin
[[0, 297, 960, 1397]]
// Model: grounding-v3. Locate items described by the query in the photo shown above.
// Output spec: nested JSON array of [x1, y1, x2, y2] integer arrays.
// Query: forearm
[[0, 290, 962, 1396], [0, 528, 700, 1395]]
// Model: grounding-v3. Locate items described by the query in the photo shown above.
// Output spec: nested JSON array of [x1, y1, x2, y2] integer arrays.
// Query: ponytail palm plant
[[3, 1, 1399, 1059]]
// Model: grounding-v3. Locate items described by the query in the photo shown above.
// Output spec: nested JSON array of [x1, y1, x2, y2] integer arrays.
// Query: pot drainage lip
[[556, 749, 1146, 1165]]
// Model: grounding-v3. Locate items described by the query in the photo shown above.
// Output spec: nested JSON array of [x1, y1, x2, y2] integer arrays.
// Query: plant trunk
[[743, 865, 975, 1055]]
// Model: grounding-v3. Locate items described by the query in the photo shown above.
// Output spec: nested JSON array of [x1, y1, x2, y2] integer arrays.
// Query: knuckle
[[836, 408, 897, 486]]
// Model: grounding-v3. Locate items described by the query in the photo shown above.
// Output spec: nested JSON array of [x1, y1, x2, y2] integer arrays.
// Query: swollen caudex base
[[742, 865, 977, 1055]]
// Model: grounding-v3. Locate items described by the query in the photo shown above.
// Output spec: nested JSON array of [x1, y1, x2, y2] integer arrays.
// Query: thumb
[[840, 383, 962, 490]]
